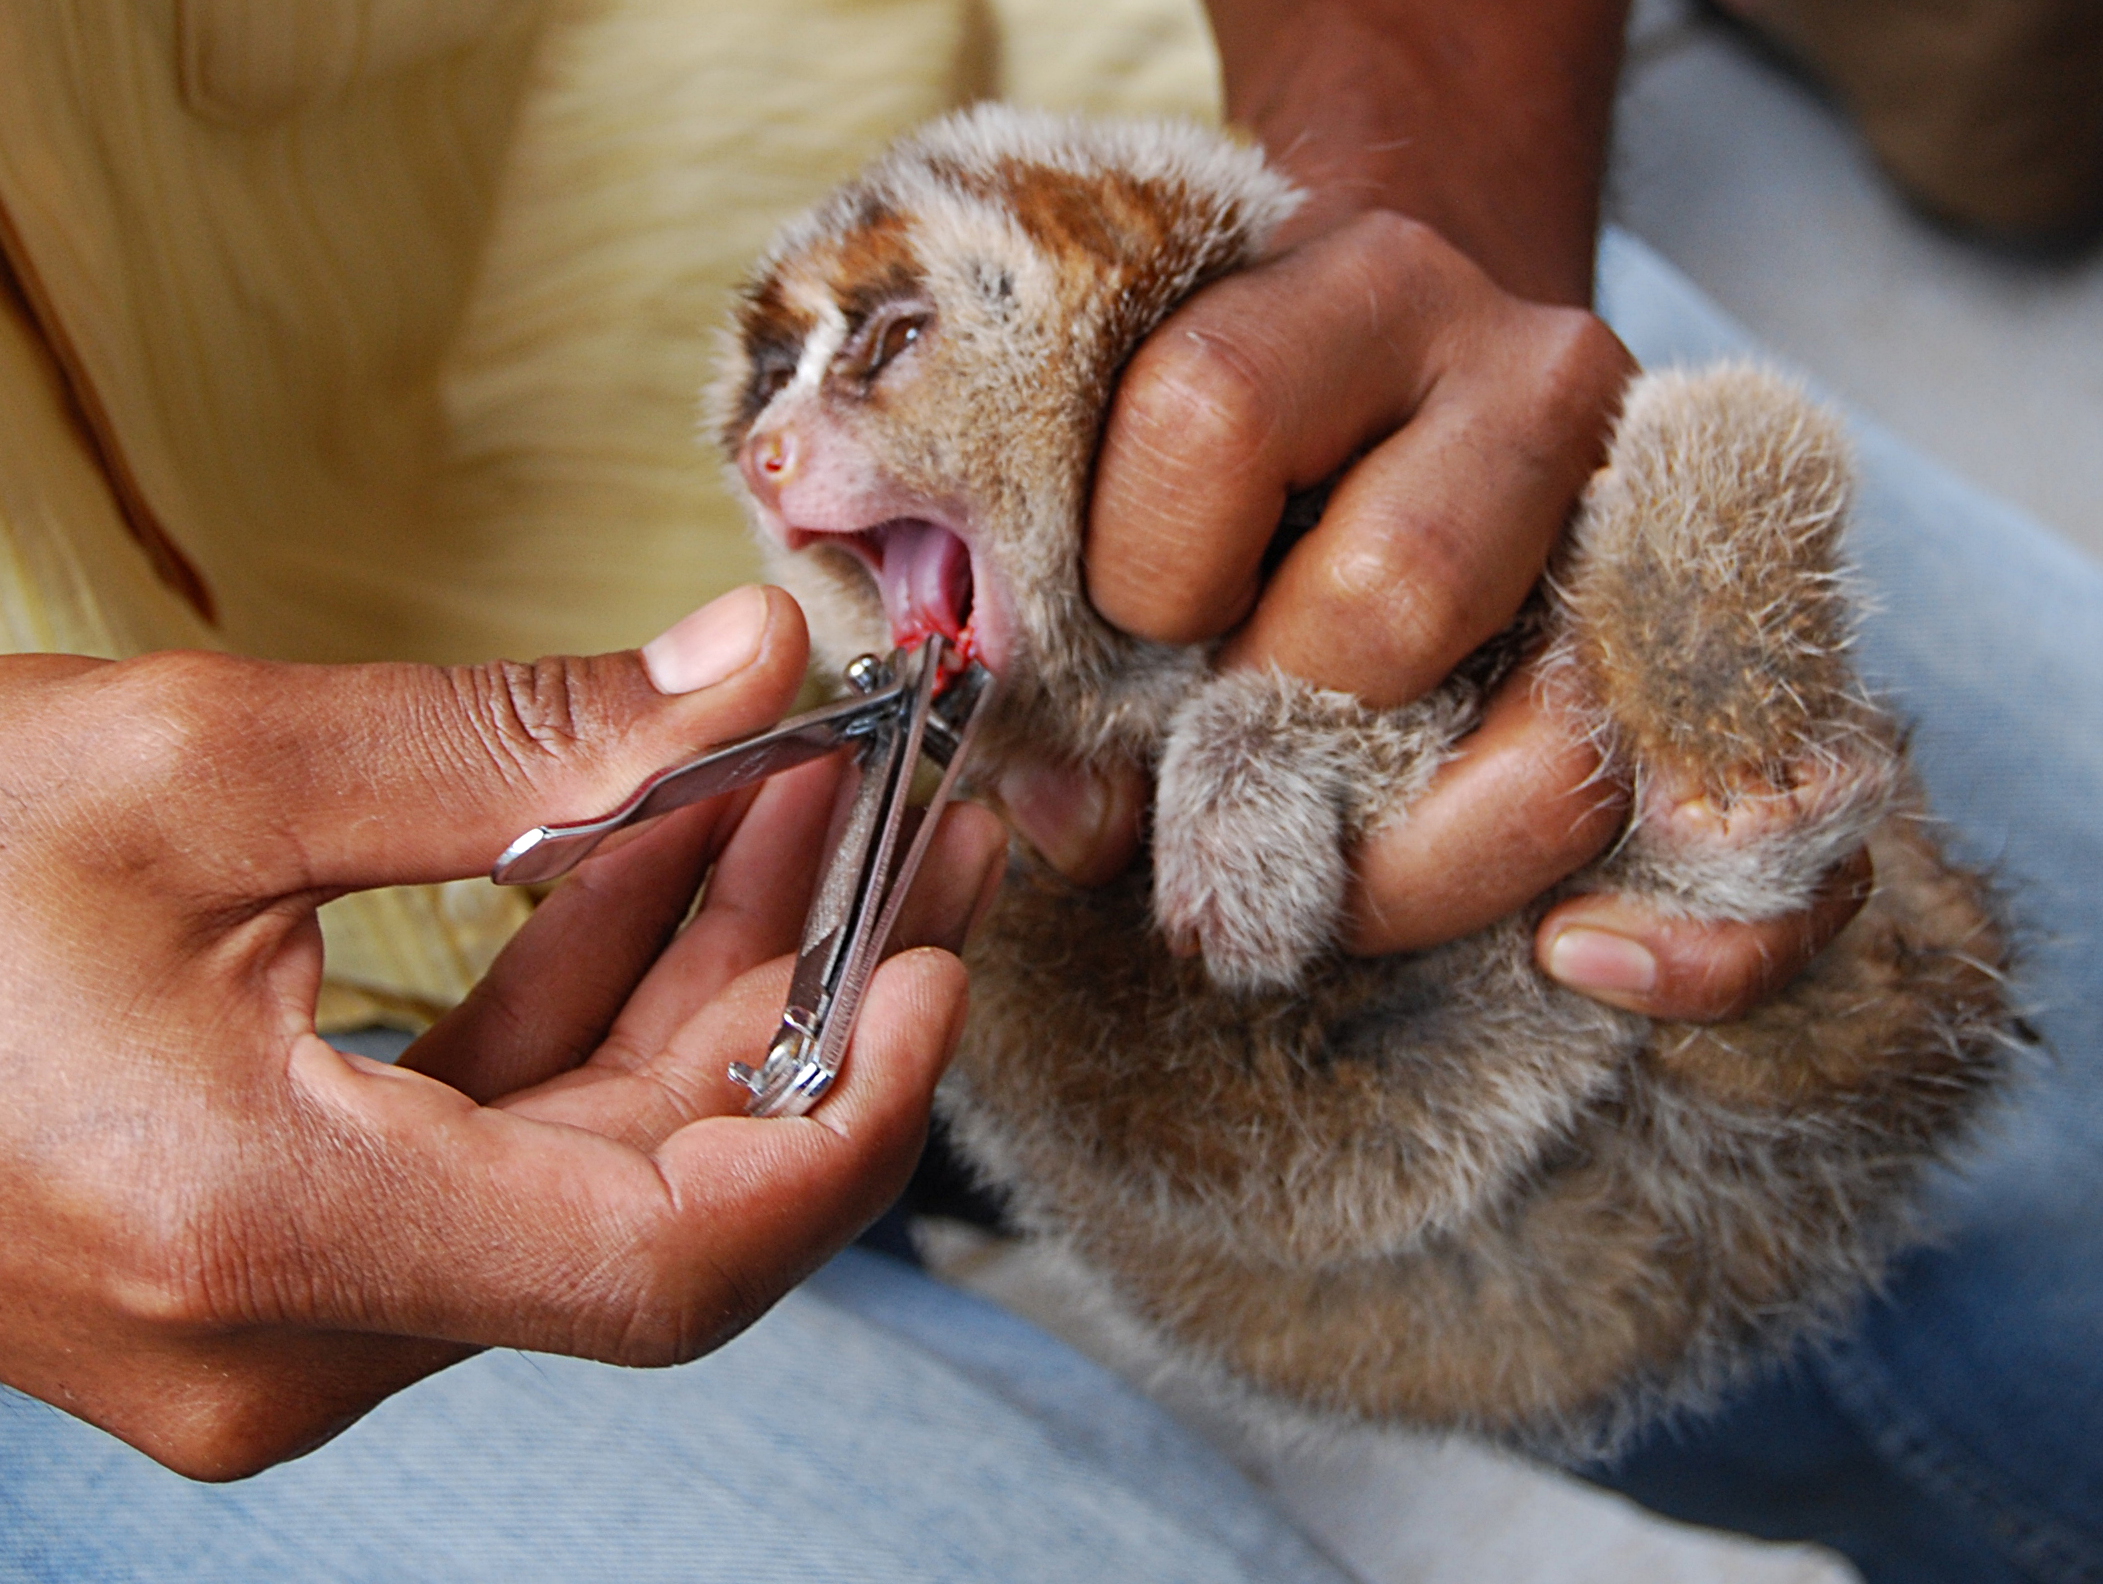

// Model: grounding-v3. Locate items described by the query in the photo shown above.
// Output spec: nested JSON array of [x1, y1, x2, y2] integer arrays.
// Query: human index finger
[[1086, 211, 1444, 647]]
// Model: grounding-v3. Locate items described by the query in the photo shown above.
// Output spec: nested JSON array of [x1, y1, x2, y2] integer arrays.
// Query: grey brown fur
[[713, 105, 2012, 1453]]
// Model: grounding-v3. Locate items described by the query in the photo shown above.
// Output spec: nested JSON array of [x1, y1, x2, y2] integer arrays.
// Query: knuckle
[[1118, 319, 1281, 470], [1700, 975, 1772, 1026], [1317, 528, 1480, 685], [24, 652, 281, 881], [1323, 209, 1489, 317], [81, 652, 259, 798], [1671, 924, 1789, 1024], [112, 1265, 217, 1331], [104, 1183, 259, 1333], [1338, 208, 1446, 274], [1513, 306, 1634, 440]]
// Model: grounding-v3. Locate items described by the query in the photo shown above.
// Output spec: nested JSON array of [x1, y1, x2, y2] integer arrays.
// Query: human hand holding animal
[[0, 586, 1004, 1479], [1001, 0, 1868, 1023]]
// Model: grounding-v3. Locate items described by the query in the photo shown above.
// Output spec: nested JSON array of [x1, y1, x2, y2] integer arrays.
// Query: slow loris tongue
[[875, 518, 976, 661]]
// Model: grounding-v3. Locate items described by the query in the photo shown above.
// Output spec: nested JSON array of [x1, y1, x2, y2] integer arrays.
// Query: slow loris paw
[[1153, 670, 1357, 993], [1615, 747, 1898, 919], [1153, 669, 1473, 993], [1557, 361, 1899, 918]]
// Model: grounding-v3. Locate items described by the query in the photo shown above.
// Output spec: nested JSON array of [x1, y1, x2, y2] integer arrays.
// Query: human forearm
[[1206, 0, 1630, 302]]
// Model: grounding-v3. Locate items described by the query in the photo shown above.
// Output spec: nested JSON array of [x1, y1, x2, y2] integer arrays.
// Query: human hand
[[999, 0, 1865, 1022], [0, 585, 1006, 1480]]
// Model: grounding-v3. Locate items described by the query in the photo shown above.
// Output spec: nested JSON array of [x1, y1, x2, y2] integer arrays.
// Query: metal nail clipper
[[491, 635, 997, 1118]]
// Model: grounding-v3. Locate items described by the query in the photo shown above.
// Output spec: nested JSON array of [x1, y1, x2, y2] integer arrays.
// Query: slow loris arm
[[1017, 0, 1870, 1023]]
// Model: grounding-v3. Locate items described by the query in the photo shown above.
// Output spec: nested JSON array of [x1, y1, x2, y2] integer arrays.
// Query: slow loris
[[712, 106, 2012, 1453]]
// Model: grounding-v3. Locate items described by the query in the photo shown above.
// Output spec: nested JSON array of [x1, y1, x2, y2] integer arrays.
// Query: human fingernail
[[957, 807, 1013, 948], [998, 760, 1112, 882], [1545, 927, 1658, 997], [914, 805, 1011, 956], [642, 586, 770, 694]]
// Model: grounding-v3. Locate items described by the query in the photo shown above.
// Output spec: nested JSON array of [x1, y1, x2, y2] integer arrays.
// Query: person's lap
[[4, 232, 2094, 1584], [0, 1249, 1350, 1583], [1591, 228, 2103, 1584]]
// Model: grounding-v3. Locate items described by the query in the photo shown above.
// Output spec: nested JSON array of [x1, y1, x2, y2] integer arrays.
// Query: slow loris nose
[[739, 424, 797, 512]]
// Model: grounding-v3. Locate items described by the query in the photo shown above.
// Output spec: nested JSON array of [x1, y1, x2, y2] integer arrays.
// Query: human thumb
[[62, 585, 811, 897]]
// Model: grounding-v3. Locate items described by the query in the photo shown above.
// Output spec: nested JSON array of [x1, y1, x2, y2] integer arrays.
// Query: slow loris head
[[711, 107, 1300, 768]]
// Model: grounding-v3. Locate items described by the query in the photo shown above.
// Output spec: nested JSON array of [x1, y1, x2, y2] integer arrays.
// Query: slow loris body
[[713, 107, 2012, 1453]]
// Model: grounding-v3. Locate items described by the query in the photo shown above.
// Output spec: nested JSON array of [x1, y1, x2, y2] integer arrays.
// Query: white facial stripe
[[792, 300, 849, 392]]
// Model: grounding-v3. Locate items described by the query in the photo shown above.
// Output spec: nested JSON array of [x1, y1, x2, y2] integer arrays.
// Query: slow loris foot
[[1554, 363, 1900, 920]]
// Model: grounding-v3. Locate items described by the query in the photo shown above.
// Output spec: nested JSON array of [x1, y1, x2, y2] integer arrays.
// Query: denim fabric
[[1592, 229, 2103, 1584], [0, 1249, 1351, 1584]]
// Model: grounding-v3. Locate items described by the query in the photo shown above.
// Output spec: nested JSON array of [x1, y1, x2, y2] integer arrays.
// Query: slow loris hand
[[999, 0, 1867, 1024], [0, 586, 1004, 1480]]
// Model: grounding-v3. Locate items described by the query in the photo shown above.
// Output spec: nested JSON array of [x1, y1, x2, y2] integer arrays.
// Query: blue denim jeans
[[0, 1249, 1351, 1583], [2, 232, 2096, 1584], [1589, 231, 2103, 1584]]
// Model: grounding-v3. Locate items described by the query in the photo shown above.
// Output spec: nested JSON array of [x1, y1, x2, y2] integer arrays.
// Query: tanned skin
[[0, 591, 1005, 1478]]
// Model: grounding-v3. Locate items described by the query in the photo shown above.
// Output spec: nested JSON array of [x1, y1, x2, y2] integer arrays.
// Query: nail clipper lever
[[490, 635, 996, 1118]]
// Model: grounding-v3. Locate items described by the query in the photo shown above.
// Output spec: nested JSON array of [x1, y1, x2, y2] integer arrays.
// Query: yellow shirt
[[0, 0, 1218, 1021]]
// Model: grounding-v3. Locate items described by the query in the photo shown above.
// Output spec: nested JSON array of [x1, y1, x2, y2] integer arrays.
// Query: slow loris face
[[711, 109, 1300, 765]]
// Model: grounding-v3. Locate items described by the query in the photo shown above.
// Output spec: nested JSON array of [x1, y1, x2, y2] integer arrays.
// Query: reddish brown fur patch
[[926, 154, 1253, 337], [998, 158, 1251, 324], [830, 216, 921, 311], [994, 160, 1183, 269]]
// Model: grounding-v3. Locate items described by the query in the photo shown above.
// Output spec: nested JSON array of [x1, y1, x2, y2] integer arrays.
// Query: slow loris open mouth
[[790, 517, 982, 669]]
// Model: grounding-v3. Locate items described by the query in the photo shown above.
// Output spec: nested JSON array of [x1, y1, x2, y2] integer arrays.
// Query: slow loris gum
[[711, 106, 2013, 1454]]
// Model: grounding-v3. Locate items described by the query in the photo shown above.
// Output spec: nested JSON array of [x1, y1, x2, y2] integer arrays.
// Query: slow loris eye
[[874, 314, 924, 371], [843, 306, 933, 386]]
